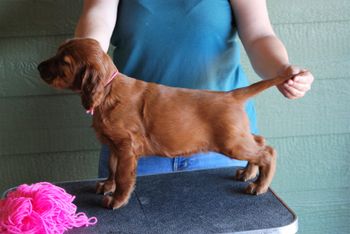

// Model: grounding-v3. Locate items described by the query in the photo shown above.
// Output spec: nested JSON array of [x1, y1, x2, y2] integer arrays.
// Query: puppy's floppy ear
[[80, 65, 105, 111]]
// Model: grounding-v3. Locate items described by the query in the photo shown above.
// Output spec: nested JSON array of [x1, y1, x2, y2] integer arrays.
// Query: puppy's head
[[38, 38, 114, 111]]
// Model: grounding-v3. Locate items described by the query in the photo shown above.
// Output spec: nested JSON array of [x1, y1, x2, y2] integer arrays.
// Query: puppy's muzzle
[[37, 60, 56, 83]]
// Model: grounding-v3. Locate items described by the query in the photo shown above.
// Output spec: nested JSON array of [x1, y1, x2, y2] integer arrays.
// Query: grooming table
[[61, 167, 297, 234], [3, 167, 297, 233]]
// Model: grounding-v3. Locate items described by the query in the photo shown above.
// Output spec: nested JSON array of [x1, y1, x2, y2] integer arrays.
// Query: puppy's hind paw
[[235, 167, 258, 182], [245, 182, 268, 195]]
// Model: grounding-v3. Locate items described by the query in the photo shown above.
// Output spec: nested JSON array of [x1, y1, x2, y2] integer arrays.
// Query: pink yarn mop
[[0, 182, 97, 234]]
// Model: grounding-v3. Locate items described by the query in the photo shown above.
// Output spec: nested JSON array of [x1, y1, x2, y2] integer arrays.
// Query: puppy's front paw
[[102, 194, 129, 210], [96, 180, 116, 195], [245, 182, 268, 195], [102, 194, 113, 208]]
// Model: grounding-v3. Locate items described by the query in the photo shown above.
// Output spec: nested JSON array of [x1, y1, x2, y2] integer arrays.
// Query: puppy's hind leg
[[252, 134, 266, 146], [235, 135, 265, 182], [245, 145, 276, 195], [222, 136, 277, 195]]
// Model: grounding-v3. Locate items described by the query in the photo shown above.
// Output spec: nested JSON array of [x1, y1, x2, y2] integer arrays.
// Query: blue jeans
[[98, 145, 249, 178]]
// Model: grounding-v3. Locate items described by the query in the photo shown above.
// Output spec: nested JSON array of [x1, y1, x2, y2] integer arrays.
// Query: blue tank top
[[111, 0, 257, 133]]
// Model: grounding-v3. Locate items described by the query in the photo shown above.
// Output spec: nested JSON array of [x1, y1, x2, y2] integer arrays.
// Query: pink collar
[[86, 69, 119, 115], [105, 70, 119, 86]]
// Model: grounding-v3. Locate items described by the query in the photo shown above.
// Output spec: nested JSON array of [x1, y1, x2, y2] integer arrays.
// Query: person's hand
[[276, 65, 314, 99]]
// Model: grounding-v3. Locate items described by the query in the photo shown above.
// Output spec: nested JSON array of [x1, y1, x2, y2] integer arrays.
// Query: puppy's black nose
[[37, 60, 55, 82], [37, 61, 47, 74]]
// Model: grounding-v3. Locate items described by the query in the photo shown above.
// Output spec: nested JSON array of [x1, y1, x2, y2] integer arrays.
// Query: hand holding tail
[[277, 65, 314, 99]]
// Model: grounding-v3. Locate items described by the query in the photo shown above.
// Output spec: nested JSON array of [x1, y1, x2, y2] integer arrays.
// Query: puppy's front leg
[[96, 150, 118, 195], [103, 147, 137, 210]]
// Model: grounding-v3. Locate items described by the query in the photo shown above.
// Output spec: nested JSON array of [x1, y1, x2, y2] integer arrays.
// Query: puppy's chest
[[92, 111, 145, 139]]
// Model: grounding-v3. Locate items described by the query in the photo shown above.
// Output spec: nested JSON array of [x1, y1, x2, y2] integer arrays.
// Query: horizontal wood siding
[[0, 0, 349, 233]]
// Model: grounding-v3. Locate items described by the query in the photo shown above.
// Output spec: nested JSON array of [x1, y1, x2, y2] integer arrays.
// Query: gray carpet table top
[[57, 167, 297, 234]]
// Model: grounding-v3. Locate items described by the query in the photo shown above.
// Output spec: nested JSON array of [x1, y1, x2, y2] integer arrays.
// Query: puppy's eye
[[62, 56, 72, 66], [62, 60, 70, 66]]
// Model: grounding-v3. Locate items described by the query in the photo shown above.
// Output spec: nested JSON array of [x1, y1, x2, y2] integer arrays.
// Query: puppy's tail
[[231, 72, 304, 101]]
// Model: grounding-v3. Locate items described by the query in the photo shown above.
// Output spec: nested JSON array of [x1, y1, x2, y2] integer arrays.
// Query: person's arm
[[231, 0, 314, 99], [75, 0, 119, 52]]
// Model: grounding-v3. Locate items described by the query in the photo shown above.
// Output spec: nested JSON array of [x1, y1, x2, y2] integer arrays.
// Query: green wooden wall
[[0, 0, 349, 233]]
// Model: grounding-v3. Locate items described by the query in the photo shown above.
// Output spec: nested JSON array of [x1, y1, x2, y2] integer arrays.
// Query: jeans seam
[[173, 157, 179, 172]]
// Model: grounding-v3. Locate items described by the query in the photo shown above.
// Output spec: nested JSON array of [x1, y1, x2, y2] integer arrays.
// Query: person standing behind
[[75, 0, 314, 177]]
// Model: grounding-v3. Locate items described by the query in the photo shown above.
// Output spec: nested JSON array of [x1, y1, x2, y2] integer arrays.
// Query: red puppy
[[38, 38, 298, 209]]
